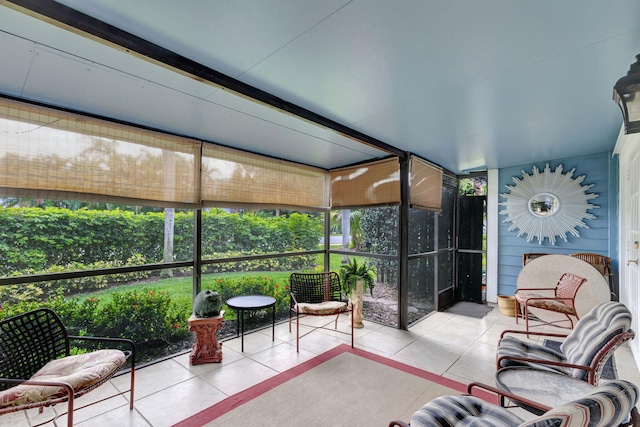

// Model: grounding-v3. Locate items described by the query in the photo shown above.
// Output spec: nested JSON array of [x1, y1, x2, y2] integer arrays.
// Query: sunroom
[[1, 1, 640, 426]]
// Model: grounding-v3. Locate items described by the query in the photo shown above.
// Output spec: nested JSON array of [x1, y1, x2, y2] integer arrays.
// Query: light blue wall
[[497, 151, 618, 296]]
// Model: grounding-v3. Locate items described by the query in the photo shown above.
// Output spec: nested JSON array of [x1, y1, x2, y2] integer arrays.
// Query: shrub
[[0, 288, 190, 348], [203, 275, 291, 322], [93, 288, 190, 345]]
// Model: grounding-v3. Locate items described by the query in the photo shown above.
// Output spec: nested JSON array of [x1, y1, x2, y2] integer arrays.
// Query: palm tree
[[330, 209, 364, 262]]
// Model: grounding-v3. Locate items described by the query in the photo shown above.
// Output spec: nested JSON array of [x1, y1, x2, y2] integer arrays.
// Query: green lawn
[[74, 249, 350, 309]]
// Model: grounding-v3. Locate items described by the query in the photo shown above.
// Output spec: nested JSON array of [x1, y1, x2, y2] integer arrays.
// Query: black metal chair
[[289, 272, 353, 352], [0, 308, 135, 427]]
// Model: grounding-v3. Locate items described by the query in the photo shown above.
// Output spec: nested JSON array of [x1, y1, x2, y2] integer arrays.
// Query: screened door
[[457, 196, 486, 303]]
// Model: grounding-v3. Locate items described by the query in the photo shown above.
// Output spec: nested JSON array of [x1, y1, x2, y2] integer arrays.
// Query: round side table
[[226, 295, 276, 352]]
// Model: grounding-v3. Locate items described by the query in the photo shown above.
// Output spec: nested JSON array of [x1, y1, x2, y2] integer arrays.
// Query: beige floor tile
[[135, 377, 227, 427], [354, 327, 415, 354], [112, 358, 195, 400], [250, 341, 317, 372], [222, 327, 281, 355], [76, 404, 151, 427], [198, 356, 278, 396], [171, 345, 246, 374], [447, 341, 499, 385], [53, 382, 130, 425]]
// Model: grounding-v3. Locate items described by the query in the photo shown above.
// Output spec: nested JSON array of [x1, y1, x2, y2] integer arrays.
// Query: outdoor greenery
[[0, 207, 322, 276], [0, 202, 414, 363], [0, 289, 189, 347]]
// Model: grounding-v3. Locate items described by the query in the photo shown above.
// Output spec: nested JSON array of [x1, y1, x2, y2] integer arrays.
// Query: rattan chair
[[289, 272, 353, 352], [514, 272, 587, 334], [0, 308, 135, 427], [522, 253, 549, 265], [570, 252, 616, 301]]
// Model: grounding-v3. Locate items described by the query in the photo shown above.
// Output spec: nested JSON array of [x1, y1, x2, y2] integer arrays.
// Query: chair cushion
[[496, 336, 570, 375], [295, 301, 348, 315], [520, 379, 639, 427], [0, 349, 126, 408], [409, 395, 524, 427], [516, 292, 574, 315], [560, 302, 631, 379]]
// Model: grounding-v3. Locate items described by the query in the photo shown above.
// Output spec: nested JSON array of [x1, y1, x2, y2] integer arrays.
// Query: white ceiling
[[1, 0, 639, 174]]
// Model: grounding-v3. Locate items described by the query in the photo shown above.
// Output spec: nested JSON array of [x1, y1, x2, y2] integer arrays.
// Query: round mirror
[[528, 192, 559, 217]]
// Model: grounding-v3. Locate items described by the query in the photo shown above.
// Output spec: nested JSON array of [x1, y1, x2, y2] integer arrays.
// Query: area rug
[[444, 301, 493, 318], [543, 339, 617, 379], [172, 344, 492, 427]]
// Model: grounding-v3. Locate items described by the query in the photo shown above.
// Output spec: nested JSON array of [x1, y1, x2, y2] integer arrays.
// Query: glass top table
[[226, 295, 276, 352], [495, 366, 595, 415]]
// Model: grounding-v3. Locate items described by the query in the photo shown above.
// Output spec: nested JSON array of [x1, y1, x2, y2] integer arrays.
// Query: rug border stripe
[[172, 344, 477, 427]]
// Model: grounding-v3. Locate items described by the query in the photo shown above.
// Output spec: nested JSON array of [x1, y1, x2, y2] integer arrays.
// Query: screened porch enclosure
[[0, 95, 460, 363]]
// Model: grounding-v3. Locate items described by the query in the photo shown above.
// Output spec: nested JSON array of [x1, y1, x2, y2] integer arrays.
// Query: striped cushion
[[497, 302, 631, 381], [409, 395, 525, 427], [496, 336, 570, 376], [560, 302, 631, 379], [407, 380, 637, 427], [521, 379, 638, 427]]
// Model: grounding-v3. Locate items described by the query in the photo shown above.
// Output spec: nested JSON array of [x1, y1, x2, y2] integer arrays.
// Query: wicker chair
[[496, 301, 635, 384], [289, 272, 353, 352], [570, 252, 616, 301], [514, 272, 587, 334], [522, 253, 549, 265], [0, 308, 135, 427]]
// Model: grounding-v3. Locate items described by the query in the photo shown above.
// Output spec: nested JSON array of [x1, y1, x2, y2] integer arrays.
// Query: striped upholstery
[[497, 302, 632, 381], [560, 302, 631, 379], [521, 380, 638, 427], [407, 380, 638, 427], [409, 395, 525, 427]]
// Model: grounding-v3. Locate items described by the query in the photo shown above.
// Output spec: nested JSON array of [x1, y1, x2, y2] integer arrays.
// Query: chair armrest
[[499, 329, 568, 340], [289, 292, 299, 306], [522, 296, 572, 304], [467, 382, 552, 413], [495, 355, 594, 378], [0, 377, 74, 392], [339, 290, 351, 303], [515, 287, 555, 293]]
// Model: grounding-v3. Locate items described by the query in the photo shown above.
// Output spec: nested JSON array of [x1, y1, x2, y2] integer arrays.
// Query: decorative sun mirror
[[499, 164, 598, 245]]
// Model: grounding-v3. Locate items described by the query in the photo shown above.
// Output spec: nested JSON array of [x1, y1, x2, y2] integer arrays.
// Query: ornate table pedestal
[[188, 311, 224, 364]]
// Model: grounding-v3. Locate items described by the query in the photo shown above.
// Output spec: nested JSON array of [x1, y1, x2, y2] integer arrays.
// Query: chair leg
[[129, 366, 135, 410], [66, 389, 75, 427], [524, 303, 531, 338], [296, 312, 300, 353], [514, 298, 520, 322]]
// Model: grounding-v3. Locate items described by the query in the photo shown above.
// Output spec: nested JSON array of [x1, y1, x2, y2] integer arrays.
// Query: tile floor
[[5, 305, 640, 426]]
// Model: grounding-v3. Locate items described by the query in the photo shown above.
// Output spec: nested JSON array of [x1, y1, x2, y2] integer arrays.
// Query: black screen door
[[457, 196, 486, 303]]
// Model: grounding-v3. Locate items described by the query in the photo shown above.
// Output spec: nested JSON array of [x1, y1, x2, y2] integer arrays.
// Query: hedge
[[0, 207, 323, 276]]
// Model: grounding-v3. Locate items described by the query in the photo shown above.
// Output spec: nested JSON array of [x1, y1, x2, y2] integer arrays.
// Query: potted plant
[[339, 258, 376, 328]]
